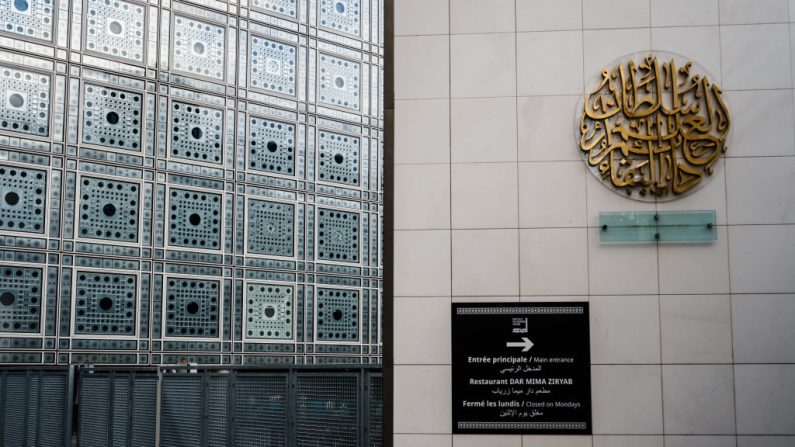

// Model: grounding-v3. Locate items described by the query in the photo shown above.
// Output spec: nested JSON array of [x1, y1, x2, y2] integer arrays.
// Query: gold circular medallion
[[578, 52, 731, 201]]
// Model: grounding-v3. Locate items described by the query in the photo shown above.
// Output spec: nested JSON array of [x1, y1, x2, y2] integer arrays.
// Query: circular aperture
[[191, 127, 203, 140], [334, 77, 345, 88], [102, 203, 116, 217], [193, 42, 205, 55], [109, 21, 123, 34], [335, 1, 345, 13], [267, 141, 278, 152], [334, 153, 344, 164], [189, 213, 201, 226], [186, 302, 199, 314], [0, 292, 15, 306], [8, 93, 24, 108], [332, 309, 343, 321], [106, 111, 120, 125], [99, 297, 113, 311], [4, 192, 20, 206], [264, 305, 275, 318], [13, 0, 29, 12]]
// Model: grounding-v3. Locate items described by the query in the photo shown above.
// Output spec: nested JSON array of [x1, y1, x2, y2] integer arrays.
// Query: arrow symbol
[[506, 337, 534, 352]]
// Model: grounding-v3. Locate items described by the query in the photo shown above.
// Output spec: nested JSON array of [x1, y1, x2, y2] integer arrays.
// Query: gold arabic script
[[579, 54, 730, 198]]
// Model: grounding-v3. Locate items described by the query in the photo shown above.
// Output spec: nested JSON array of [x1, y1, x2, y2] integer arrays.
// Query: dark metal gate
[[0, 366, 382, 447]]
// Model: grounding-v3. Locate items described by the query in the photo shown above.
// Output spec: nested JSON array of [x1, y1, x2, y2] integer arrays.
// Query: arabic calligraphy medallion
[[578, 52, 731, 201]]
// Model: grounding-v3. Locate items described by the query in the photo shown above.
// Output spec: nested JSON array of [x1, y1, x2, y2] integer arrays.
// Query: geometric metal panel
[[245, 283, 293, 340], [246, 199, 294, 257], [247, 116, 296, 176], [249, 35, 297, 96], [296, 374, 358, 446], [318, 53, 360, 111], [234, 375, 288, 445], [318, 129, 360, 186], [82, 83, 143, 151], [0, 65, 50, 136], [0, 164, 46, 234], [249, 0, 296, 18], [167, 187, 222, 250], [77, 176, 140, 242], [0, 266, 42, 333], [170, 100, 224, 165], [317, 208, 359, 263], [319, 0, 361, 37], [164, 277, 220, 338], [0, 0, 54, 41], [315, 287, 358, 342], [84, 0, 145, 63], [172, 15, 225, 81], [73, 271, 137, 336]]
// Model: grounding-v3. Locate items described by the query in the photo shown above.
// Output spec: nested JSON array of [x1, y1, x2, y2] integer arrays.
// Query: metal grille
[[234, 374, 288, 446], [368, 374, 382, 447], [160, 374, 203, 447], [0, 367, 381, 446], [78, 374, 110, 446], [130, 376, 158, 447], [296, 374, 359, 446], [207, 375, 229, 447], [1, 369, 69, 447]]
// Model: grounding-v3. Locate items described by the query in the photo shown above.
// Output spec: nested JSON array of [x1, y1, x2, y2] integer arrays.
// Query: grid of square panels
[[0, 0, 383, 365]]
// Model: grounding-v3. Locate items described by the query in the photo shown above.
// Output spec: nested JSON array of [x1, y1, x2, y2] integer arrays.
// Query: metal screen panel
[[130, 376, 158, 447], [295, 373, 359, 447], [368, 374, 382, 447], [1, 370, 69, 447], [233, 374, 288, 447], [78, 374, 111, 447], [38, 373, 68, 447], [160, 374, 203, 447], [77, 370, 158, 447], [207, 374, 230, 447]]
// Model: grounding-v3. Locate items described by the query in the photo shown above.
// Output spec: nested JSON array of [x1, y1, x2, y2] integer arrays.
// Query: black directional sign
[[451, 302, 592, 435]]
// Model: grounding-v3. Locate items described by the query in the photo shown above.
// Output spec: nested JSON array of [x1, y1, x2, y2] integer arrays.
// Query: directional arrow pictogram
[[506, 337, 534, 352]]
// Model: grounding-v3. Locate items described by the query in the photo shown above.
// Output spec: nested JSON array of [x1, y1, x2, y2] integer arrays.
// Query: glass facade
[[0, 0, 384, 366]]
